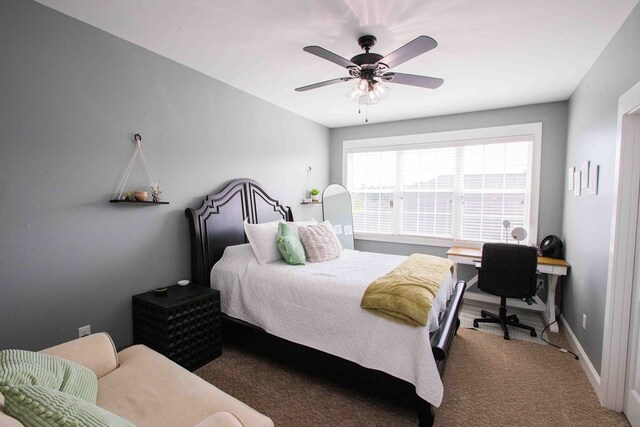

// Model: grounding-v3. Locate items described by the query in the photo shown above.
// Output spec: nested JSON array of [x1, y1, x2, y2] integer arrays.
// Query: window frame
[[342, 123, 542, 248]]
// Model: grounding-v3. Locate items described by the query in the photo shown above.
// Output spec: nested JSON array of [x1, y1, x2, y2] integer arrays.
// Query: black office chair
[[473, 243, 538, 340]]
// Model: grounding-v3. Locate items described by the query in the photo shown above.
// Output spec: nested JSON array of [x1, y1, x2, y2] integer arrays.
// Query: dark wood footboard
[[431, 280, 466, 370], [420, 279, 466, 427]]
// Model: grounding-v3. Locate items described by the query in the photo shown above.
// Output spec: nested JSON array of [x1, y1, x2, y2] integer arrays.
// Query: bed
[[185, 178, 466, 427]]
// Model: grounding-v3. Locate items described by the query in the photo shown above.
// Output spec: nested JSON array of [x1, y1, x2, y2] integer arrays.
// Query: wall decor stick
[[589, 164, 599, 195], [581, 160, 590, 189], [568, 166, 575, 191]]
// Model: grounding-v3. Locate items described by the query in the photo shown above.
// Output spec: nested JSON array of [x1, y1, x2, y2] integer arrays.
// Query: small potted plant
[[310, 188, 320, 203]]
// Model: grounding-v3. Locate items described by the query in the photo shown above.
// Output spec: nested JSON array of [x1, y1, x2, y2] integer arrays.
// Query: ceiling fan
[[295, 34, 443, 117]]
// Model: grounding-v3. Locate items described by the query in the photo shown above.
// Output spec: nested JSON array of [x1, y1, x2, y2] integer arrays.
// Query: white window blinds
[[345, 136, 535, 244]]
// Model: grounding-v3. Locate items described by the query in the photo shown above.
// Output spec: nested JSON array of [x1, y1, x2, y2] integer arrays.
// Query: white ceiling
[[36, 0, 639, 128]]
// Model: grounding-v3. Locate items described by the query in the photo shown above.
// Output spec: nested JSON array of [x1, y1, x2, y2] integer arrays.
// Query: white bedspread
[[210, 244, 455, 406]]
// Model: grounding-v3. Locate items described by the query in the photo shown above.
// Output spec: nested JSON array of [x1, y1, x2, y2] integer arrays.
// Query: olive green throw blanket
[[361, 254, 454, 326]]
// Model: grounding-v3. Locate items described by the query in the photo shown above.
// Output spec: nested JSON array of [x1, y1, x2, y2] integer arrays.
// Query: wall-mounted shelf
[[301, 202, 322, 205], [111, 133, 168, 205], [110, 199, 169, 205]]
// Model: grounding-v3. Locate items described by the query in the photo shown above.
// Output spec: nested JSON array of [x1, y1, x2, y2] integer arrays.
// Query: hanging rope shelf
[[110, 133, 169, 205]]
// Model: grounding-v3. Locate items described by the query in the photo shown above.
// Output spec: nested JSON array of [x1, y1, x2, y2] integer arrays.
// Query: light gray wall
[[0, 0, 328, 351], [330, 102, 568, 283], [562, 3, 640, 373]]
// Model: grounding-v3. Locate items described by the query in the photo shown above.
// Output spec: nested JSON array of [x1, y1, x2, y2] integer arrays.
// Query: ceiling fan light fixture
[[347, 78, 368, 98], [373, 81, 389, 100], [347, 79, 389, 105]]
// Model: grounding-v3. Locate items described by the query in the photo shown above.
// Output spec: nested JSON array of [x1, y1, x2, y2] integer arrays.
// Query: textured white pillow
[[243, 220, 281, 264], [280, 218, 317, 237], [320, 220, 343, 249], [298, 221, 342, 263]]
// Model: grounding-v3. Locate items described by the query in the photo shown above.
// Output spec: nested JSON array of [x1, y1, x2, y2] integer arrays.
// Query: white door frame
[[601, 80, 640, 411]]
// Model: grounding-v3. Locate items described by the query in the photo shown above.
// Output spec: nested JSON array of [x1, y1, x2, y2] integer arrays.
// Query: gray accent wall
[[330, 102, 568, 283], [0, 0, 328, 351], [562, 3, 640, 373]]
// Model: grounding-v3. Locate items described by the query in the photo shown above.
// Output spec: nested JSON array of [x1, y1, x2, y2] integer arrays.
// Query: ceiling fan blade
[[377, 36, 438, 69], [303, 46, 359, 69], [295, 77, 355, 92], [381, 72, 444, 89]]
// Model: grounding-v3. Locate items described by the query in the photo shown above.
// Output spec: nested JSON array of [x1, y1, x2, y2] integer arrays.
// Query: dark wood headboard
[[185, 178, 293, 287]]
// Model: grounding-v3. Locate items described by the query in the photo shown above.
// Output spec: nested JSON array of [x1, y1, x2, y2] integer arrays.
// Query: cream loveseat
[[0, 333, 273, 427]]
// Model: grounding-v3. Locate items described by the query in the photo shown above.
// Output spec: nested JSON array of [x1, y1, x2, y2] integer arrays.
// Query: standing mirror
[[322, 184, 355, 250]]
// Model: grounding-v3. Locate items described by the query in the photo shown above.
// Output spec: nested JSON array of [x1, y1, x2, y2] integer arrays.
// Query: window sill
[[354, 232, 484, 249]]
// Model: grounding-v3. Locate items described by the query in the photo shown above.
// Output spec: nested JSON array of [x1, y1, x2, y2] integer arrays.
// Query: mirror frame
[[322, 184, 355, 250]]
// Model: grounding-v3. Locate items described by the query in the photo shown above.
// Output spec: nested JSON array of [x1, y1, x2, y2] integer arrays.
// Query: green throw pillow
[[0, 350, 98, 404], [1, 384, 135, 427], [276, 222, 306, 265]]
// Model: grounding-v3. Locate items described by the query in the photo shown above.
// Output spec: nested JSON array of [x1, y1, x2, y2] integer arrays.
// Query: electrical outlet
[[582, 314, 587, 330], [78, 325, 91, 338]]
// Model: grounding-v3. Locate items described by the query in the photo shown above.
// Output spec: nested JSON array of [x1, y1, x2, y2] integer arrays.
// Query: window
[[343, 124, 541, 246]]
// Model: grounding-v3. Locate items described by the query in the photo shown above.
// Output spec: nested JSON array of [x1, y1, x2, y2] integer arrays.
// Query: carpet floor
[[195, 324, 629, 426], [459, 299, 547, 345]]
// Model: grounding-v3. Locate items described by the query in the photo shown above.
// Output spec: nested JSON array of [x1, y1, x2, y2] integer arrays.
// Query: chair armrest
[[40, 332, 119, 379]]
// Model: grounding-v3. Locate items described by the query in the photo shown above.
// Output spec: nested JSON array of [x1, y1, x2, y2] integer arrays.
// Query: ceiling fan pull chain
[[365, 102, 369, 123]]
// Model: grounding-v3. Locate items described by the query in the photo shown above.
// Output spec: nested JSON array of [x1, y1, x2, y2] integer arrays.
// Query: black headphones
[[539, 235, 563, 259]]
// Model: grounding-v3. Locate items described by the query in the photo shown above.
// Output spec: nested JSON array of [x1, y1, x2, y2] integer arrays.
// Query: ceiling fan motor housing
[[351, 35, 385, 70]]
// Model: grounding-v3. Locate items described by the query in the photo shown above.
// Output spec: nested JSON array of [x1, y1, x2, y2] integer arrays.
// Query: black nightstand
[[132, 285, 221, 371]]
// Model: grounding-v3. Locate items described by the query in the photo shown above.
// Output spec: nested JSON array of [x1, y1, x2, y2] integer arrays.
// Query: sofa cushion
[[41, 333, 119, 379], [1, 384, 134, 427], [96, 345, 273, 427], [0, 350, 97, 403]]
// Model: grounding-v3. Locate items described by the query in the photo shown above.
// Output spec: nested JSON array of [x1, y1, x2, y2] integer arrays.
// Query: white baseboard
[[559, 314, 603, 403]]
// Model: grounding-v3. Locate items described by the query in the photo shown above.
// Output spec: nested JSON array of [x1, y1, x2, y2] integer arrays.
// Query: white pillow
[[243, 220, 281, 264]]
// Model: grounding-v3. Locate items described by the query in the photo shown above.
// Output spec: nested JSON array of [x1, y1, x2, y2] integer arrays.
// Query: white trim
[[342, 123, 542, 151], [600, 79, 640, 411], [560, 315, 603, 403], [342, 123, 542, 245]]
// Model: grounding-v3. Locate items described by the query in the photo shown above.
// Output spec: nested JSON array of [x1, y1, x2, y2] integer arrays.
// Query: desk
[[447, 246, 570, 333]]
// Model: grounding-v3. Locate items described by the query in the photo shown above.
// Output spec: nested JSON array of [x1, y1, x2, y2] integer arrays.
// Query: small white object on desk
[[177, 280, 190, 287]]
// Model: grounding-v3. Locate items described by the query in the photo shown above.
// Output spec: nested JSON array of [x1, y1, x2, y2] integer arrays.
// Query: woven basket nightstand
[[132, 284, 221, 371]]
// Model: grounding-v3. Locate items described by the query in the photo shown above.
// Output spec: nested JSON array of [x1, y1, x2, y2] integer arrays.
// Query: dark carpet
[[194, 323, 629, 426]]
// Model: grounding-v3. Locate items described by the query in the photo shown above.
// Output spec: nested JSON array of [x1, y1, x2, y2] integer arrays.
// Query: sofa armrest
[[194, 412, 245, 427], [40, 332, 119, 379]]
